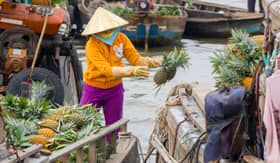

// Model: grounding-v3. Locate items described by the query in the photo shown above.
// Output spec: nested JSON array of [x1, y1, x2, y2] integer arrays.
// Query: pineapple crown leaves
[[214, 66, 242, 88], [4, 116, 37, 147], [59, 122, 76, 132], [162, 47, 190, 70], [209, 50, 229, 74], [229, 29, 250, 44], [31, 80, 54, 103], [0, 81, 53, 120], [77, 122, 100, 140]]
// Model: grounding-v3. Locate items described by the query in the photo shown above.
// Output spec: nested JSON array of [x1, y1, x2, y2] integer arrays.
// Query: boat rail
[[0, 119, 130, 163]]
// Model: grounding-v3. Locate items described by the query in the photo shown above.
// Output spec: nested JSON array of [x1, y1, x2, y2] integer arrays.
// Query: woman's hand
[[138, 57, 162, 68], [112, 66, 149, 78]]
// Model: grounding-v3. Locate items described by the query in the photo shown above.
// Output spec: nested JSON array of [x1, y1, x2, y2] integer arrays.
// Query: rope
[[29, 13, 49, 82], [171, 117, 189, 157]]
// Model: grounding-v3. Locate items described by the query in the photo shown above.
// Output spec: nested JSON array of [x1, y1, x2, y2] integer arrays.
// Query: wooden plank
[[88, 142, 97, 163], [243, 155, 264, 163], [23, 155, 49, 163], [0, 144, 42, 163], [49, 119, 128, 161], [191, 83, 214, 114], [107, 137, 138, 163], [150, 135, 177, 163], [76, 148, 83, 163], [180, 96, 206, 132]]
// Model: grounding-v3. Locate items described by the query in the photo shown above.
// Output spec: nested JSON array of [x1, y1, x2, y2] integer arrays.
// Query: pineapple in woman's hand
[[154, 47, 190, 87]]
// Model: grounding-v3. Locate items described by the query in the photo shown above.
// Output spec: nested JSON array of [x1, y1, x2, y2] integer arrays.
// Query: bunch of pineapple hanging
[[153, 47, 190, 89], [210, 29, 262, 88]]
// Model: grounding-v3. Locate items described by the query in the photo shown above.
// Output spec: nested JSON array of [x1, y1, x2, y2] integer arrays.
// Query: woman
[[80, 7, 162, 139], [248, 0, 263, 13]]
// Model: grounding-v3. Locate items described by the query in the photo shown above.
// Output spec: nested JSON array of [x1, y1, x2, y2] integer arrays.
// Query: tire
[[6, 68, 65, 105]]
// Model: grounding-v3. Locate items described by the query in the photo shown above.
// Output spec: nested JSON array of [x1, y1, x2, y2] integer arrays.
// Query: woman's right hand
[[132, 66, 149, 77]]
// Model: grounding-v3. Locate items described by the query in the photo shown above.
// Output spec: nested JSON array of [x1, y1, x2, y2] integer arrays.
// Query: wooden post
[[109, 131, 117, 154], [62, 154, 71, 163], [120, 123, 127, 132], [88, 142, 97, 163], [97, 136, 106, 163], [76, 148, 84, 163]]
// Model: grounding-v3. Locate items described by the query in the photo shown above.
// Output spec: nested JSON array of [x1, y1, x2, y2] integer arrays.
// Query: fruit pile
[[210, 29, 262, 88], [0, 81, 104, 156], [155, 6, 181, 16], [107, 6, 135, 18]]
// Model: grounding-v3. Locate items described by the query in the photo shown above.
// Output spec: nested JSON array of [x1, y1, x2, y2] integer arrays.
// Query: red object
[[27, 78, 31, 84], [136, 0, 152, 12], [0, 2, 65, 35]]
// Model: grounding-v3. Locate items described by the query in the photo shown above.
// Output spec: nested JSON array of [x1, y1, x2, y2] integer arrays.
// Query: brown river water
[[79, 0, 261, 161]]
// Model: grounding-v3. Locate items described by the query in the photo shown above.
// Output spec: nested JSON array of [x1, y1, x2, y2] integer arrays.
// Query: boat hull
[[183, 1, 264, 37], [184, 18, 264, 37], [122, 14, 187, 46]]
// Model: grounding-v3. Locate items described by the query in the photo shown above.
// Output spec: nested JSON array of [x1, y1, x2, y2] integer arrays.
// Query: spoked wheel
[[0, 27, 38, 58]]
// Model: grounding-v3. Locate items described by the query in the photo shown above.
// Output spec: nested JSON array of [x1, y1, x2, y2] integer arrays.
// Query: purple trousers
[[80, 83, 124, 141]]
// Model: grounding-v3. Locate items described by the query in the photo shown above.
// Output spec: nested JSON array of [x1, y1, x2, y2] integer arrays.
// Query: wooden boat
[[121, 12, 187, 46], [146, 83, 265, 162], [183, 0, 264, 37]]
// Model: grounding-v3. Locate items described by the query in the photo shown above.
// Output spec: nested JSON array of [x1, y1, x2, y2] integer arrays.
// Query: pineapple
[[66, 113, 84, 126], [154, 69, 169, 85], [40, 148, 52, 155], [242, 77, 253, 90], [210, 29, 261, 88], [38, 128, 56, 138], [31, 81, 54, 103], [29, 135, 48, 146], [40, 119, 58, 130], [60, 122, 76, 132], [154, 48, 190, 86]]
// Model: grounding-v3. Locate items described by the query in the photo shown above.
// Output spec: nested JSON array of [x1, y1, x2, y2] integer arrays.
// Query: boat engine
[[126, 0, 152, 13]]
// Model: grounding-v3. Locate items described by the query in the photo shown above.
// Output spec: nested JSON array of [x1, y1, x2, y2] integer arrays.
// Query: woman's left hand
[[138, 57, 162, 68]]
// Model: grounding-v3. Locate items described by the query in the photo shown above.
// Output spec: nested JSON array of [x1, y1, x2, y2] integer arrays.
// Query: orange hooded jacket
[[84, 32, 141, 89]]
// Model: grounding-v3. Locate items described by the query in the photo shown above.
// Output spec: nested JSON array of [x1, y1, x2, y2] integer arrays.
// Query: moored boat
[[183, 0, 264, 37], [122, 13, 188, 46]]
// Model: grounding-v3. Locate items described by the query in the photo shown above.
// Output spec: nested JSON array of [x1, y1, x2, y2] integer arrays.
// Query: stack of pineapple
[[0, 81, 104, 156], [210, 29, 262, 89]]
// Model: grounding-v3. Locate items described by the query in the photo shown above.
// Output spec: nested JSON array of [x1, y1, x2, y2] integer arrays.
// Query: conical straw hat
[[82, 7, 129, 36]]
